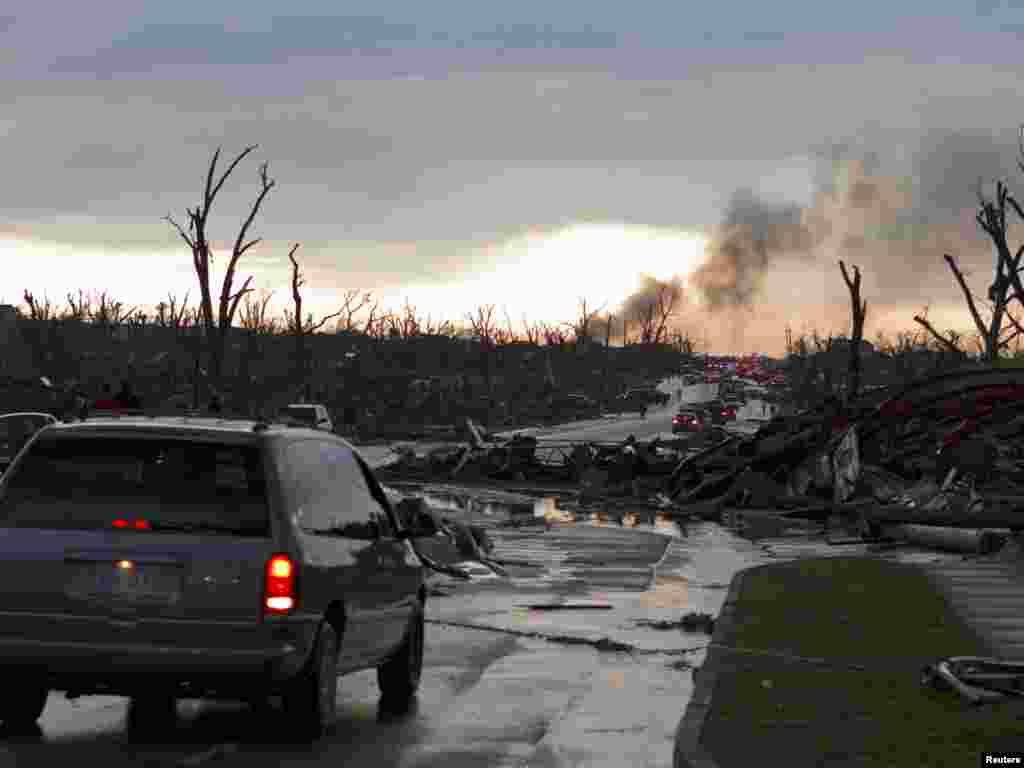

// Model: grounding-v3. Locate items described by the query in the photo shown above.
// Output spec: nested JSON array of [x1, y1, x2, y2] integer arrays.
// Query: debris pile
[[637, 611, 716, 634], [378, 418, 697, 504], [666, 368, 1024, 553], [381, 369, 1024, 553]]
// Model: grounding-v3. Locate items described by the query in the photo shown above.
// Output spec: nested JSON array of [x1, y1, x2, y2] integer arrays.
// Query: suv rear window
[[0, 436, 270, 535]]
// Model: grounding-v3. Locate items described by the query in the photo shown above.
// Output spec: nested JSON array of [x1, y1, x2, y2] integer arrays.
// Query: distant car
[[672, 408, 706, 433], [0, 412, 57, 474], [707, 401, 738, 424], [280, 403, 334, 432], [0, 415, 430, 737]]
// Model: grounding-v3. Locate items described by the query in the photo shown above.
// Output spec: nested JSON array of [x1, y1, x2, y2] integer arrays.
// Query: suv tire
[[283, 622, 338, 739], [378, 603, 424, 704], [0, 678, 48, 727]]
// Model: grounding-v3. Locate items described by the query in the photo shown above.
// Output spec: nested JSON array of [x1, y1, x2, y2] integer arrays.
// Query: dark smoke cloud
[[689, 130, 1021, 310], [619, 274, 685, 320], [689, 189, 818, 308]]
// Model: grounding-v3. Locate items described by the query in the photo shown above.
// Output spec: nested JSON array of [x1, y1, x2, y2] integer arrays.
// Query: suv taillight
[[264, 554, 295, 614]]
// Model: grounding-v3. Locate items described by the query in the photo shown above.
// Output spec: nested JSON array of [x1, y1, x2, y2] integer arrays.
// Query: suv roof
[[49, 415, 341, 442]]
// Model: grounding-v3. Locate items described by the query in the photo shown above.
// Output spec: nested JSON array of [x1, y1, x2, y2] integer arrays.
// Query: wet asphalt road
[[1, 514, 959, 768], [0, 406, 961, 768], [3, 520, 678, 768]]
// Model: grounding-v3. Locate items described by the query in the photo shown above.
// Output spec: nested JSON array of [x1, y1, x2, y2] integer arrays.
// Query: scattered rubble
[[636, 611, 716, 634], [385, 370, 1024, 556], [378, 418, 696, 508], [922, 656, 1024, 703], [664, 368, 1024, 551]]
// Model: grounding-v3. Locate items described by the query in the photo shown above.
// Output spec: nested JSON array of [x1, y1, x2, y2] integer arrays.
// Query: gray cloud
[[3, 30, 1024, 333]]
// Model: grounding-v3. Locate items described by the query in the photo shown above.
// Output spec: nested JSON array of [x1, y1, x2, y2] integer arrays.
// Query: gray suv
[[0, 415, 427, 738]]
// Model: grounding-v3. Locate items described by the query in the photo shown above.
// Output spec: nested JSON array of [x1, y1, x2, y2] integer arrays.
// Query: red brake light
[[112, 519, 150, 530], [264, 554, 296, 614]]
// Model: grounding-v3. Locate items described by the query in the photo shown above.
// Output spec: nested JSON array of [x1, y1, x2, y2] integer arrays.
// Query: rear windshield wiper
[[148, 521, 268, 535]]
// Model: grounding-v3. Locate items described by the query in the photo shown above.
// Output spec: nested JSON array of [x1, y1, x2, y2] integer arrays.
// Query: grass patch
[[701, 557, 1024, 767]]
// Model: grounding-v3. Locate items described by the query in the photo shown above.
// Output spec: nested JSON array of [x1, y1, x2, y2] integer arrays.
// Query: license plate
[[66, 562, 182, 605]]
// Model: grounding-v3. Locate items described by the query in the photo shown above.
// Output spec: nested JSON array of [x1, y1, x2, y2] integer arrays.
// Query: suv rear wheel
[[0, 677, 48, 727], [283, 623, 338, 739], [378, 603, 424, 705]]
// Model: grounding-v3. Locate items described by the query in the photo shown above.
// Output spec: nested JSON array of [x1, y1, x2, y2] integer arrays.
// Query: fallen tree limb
[[866, 501, 1024, 528]]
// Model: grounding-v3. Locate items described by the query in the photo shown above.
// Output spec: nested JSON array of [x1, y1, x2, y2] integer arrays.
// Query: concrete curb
[[672, 564, 767, 768]]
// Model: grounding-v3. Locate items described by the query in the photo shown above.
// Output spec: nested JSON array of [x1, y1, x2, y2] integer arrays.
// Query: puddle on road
[[388, 481, 687, 535], [386, 481, 960, 594]]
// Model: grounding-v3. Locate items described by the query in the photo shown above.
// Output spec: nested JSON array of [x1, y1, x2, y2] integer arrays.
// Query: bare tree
[[521, 315, 542, 346], [916, 250, 1012, 364], [912, 304, 968, 358], [285, 244, 344, 398], [568, 298, 605, 347], [22, 290, 56, 321], [64, 290, 91, 322], [540, 322, 569, 347], [466, 304, 499, 394], [622, 277, 683, 345], [502, 307, 520, 344], [88, 290, 137, 331], [425, 315, 457, 337], [335, 289, 375, 332], [919, 128, 1024, 364], [466, 305, 498, 346], [399, 300, 425, 338], [839, 261, 868, 401], [362, 302, 388, 339], [165, 145, 272, 394], [652, 278, 684, 344], [161, 293, 190, 329], [239, 289, 278, 334]]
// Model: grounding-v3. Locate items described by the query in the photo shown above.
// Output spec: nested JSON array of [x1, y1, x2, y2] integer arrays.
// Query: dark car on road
[[707, 400, 739, 425], [672, 408, 707, 433], [0, 414, 429, 738]]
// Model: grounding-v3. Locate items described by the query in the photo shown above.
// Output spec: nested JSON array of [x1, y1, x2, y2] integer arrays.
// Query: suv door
[[279, 439, 383, 666], [353, 453, 421, 657]]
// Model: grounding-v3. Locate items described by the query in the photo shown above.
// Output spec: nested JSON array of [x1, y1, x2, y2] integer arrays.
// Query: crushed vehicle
[[0, 413, 433, 737]]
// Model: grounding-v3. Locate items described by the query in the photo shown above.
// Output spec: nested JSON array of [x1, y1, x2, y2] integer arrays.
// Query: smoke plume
[[688, 131, 1021, 311], [619, 274, 685, 321]]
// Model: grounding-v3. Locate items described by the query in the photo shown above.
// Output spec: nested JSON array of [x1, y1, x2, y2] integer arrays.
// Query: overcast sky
[[3, 1, 1024, 352]]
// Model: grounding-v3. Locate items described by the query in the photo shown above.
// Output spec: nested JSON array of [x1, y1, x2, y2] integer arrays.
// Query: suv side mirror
[[395, 497, 438, 538]]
